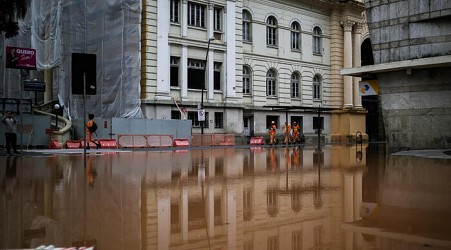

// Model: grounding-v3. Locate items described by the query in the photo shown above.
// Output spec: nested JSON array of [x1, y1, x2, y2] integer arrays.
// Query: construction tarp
[[1, 0, 143, 119]]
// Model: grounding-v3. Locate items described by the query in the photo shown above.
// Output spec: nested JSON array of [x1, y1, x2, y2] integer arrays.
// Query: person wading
[[86, 113, 100, 149]]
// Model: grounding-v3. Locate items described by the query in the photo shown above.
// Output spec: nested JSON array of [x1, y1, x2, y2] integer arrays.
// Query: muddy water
[[1, 144, 450, 250]]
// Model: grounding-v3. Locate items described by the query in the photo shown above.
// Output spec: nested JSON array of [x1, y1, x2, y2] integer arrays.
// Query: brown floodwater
[[1, 144, 450, 250]]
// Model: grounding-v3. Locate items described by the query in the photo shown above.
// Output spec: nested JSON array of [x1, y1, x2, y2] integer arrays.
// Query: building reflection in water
[[1, 145, 450, 249]]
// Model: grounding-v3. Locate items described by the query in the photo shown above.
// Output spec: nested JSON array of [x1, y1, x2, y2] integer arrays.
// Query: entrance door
[[291, 116, 303, 134], [243, 116, 253, 136]]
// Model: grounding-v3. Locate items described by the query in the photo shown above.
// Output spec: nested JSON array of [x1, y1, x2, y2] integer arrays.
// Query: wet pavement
[[1, 144, 450, 250]]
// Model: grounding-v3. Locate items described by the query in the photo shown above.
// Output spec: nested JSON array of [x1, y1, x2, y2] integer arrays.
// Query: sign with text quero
[[359, 80, 379, 96], [5, 46, 37, 70]]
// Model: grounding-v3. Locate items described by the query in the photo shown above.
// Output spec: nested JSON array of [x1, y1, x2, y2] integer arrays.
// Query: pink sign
[[5, 46, 36, 69]]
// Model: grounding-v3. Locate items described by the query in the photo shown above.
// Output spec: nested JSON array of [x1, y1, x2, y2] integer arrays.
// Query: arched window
[[312, 26, 322, 54], [291, 21, 301, 50], [291, 72, 301, 98], [242, 10, 252, 42], [266, 16, 278, 46], [266, 69, 277, 96], [243, 65, 251, 94], [313, 74, 321, 99]]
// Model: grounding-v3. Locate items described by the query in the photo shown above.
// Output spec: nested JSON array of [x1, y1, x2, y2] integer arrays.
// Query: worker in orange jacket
[[269, 121, 277, 145], [283, 122, 291, 144], [292, 121, 301, 143]]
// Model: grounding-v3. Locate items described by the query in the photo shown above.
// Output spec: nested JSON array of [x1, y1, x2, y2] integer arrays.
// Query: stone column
[[44, 69, 53, 103], [181, 45, 188, 100], [226, 0, 236, 100], [353, 23, 363, 108], [182, 0, 188, 37], [341, 20, 354, 108], [207, 4, 215, 102], [156, 0, 170, 100]]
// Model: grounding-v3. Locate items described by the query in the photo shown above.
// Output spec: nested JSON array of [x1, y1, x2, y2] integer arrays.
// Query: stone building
[[141, 0, 369, 143], [0, 0, 372, 144], [343, 0, 451, 151]]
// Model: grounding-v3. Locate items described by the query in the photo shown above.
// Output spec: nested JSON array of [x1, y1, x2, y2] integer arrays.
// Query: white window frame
[[188, 2, 206, 28], [170, 0, 180, 23], [291, 22, 301, 51], [266, 69, 277, 96], [313, 26, 322, 54], [291, 72, 300, 98], [313, 75, 321, 99], [170, 57, 180, 87], [243, 66, 251, 94], [214, 6, 223, 31], [242, 10, 252, 42], [266, 16, 277, 47]]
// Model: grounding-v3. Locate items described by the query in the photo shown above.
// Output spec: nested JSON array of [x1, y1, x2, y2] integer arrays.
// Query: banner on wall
[[359, 80, 379, 96], [5, 46, 37, 70]]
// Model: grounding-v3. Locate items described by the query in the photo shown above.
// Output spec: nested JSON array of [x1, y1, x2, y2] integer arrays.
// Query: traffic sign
[[198, 109, 205, 122], [359, 80, 379, 96]]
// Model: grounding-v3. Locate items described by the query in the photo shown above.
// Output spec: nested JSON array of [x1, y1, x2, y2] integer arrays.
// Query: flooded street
[[1, 144, 450, 250]]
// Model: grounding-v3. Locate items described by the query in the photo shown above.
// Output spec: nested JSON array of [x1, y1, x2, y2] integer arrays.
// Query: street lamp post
[[54, 103, 61, 130], [201, 37, 215, 135]]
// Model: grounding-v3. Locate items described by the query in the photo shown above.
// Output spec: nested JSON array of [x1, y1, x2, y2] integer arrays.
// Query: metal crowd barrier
[[191, 134, 235, 147], [117, 134, 174, 148]]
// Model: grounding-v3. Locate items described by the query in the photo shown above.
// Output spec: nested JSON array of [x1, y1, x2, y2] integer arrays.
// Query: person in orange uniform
[[269, 121, 277, 145], [283, 122, 291, 144], [292, 121, 300, 143], [86, 113, 100, 149]]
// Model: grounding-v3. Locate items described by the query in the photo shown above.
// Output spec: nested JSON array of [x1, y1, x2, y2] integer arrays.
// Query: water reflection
[[0, 145, 450, 249]]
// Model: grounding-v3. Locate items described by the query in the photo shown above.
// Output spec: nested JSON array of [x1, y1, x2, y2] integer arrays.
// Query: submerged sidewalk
[[391, 149, 451, 160]]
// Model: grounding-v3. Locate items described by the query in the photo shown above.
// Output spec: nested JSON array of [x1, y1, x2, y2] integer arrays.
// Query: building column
[[44, 69, 53, 103], [207, 4, 215, 102], [181, 45, 188, 100], [226, 0, 236, 101], [341, 20, 354, 108], [353, 23, 363, 108], [156, 0, 171, 100], [182, 0, 188, 37]]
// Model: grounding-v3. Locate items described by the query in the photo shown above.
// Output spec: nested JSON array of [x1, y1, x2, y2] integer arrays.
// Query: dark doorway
[[360, 38, 385, 142]]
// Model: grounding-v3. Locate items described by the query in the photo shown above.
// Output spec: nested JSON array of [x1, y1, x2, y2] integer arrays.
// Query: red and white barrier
[[173, 138, 190, 147], [250, 137, 265, 145]]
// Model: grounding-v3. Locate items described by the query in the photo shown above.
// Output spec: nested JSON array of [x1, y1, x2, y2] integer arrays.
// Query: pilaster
[[226, 0, 237, 101], [353, 23, 363, 108], [341, 20, 354, 108], [156, 0, 171, 100]]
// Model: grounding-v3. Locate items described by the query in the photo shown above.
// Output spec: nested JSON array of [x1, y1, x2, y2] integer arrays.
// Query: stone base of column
[[155, 93, 172, 101], [331, 109, 368, 144]]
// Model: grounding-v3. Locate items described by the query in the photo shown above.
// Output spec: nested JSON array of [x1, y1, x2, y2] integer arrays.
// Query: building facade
[[141, 0, 368, 143], [343, 0, 451, 151]]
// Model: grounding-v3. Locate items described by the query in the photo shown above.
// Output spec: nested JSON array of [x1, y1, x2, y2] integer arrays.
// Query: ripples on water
[[1, 144, 450, 249]]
